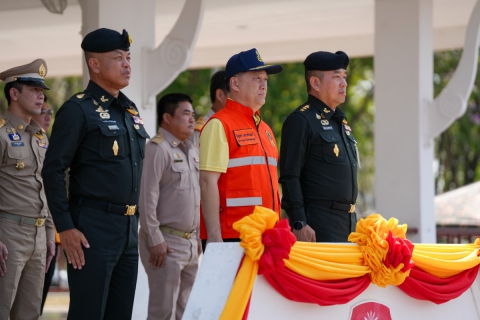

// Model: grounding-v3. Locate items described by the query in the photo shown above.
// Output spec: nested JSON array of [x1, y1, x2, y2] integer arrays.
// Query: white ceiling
[[0, 0, 476, 77]]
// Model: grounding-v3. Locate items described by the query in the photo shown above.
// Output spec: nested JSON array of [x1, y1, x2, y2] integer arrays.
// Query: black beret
[[81, 28, 131, 53], [303, 51, 349, 71]]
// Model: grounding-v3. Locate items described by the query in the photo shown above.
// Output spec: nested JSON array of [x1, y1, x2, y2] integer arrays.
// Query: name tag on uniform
[[233, 128, 258, 146], [322, 126, 333, 131], [11, 142, 25, 147], [108, 125, 120, 130]]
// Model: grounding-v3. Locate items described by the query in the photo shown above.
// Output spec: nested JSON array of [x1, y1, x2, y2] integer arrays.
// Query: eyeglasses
[[40, 109, 54, 116]]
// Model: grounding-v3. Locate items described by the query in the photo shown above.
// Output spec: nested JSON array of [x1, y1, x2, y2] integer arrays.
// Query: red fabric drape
[[398, 265, 480, 304], [263, 268, 370, 306]]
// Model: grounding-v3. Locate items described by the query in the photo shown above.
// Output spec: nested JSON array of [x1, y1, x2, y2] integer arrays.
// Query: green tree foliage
[[434, 50, 480, 194]]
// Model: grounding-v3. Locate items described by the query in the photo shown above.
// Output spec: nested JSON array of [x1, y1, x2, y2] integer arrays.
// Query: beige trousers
[[140, 231, 199, 320], [0, 216, 46, 320]]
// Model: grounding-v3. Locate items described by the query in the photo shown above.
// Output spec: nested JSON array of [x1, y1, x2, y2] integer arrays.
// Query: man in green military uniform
[[42, 28, 149, 319], [279, 51, 359, 243], [0, 59, 56, 319]]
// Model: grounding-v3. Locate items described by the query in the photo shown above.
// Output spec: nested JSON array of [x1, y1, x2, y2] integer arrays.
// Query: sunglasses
[[41, 109, 54, 116]]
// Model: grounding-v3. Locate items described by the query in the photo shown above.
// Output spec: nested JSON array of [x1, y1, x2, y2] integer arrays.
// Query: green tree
[[434, 50, 480, 193]]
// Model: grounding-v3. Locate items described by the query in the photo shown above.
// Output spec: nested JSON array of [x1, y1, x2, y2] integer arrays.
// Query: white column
[[79, 0, 157, 136], [374, 0, 435, 243]]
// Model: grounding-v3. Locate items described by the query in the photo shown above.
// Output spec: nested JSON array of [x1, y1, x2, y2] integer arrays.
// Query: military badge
[[76, 94, 85, 99], [133, 124, 140, 130], [96, 106, 106, 112], [300, 105, 310, 112], [173, 152, 183, 163], [15, 161, 25, 170], [39, 63, 47, 78], [132, 116, 144, 125], [93, 99, 99, 106], [17, 124, 24, 130], [127, 107, 138, 116], [316, 113, 321, 119], [9, 128, 21, 141], [0, 119, 5, 129], [265, 130, 275, 146], [100, 112, 110, 120], [37, 140, 48, 149], [321, 119, 329, 125], [11, 142, 24, 147], [112, 140, 119, 156], [35, 132, 44, 140], [323, 108, 331, 114], [333, 144, 339, 157], [100, 96, 109, 103]]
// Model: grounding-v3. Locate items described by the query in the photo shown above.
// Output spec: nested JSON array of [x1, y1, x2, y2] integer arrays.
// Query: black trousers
[[67, 202, 139, 320], [40, 245, 58, 314], [305, 201, 357, 242]]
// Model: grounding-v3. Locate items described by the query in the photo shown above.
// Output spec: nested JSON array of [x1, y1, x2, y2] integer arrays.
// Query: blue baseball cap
[[225, 48, 283, 79]]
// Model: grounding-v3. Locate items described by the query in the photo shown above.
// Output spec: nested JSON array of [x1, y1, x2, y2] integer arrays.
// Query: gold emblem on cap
[[113, 140, 119, 156], [128, 33, 132, 44], [76, 94, 85, 99], [100, 96, 109, 103], [256, 50, 263, 62], [333, 144, 339, 157], [17, 124, 24, 130], [39, 63, 46, 78]]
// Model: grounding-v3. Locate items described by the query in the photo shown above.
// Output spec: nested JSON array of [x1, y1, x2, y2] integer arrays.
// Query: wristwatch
[[293, 221, 306, 230]]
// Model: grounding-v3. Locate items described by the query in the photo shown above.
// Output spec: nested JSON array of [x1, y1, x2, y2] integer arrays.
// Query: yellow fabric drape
[[219, 206, 279, 320], [219, 207, 480, 319]]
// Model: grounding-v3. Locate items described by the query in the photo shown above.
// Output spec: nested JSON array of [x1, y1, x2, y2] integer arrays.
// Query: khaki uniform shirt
[[0, 110, 54, 241], [139, 128, 200, 247]]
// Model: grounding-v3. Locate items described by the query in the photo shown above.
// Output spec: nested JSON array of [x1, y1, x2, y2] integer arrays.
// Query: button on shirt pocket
[[98, 125, 128, 160], [319, 131, 346, 164]]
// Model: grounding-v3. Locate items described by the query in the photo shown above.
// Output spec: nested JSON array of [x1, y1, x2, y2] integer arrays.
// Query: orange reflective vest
[[200, 99, 281, 239]]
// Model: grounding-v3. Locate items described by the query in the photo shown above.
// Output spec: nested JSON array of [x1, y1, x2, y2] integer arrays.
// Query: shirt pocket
[[171, 162, 190, 190], [134, 125, 150, 158], [347, 134, 358, 160], [98, 125, 128, 160], [318, 131, 346, 164], [4, 146, 33, 176]]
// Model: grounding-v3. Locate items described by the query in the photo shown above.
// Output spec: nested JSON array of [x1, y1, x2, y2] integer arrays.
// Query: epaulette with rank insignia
[[72, 92, 91, 103], [194, 116, 205, 131], [300, 104, 310, 112], [151, 132, 164, 145]]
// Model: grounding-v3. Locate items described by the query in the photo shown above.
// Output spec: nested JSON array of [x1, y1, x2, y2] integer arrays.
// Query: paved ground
[[39, 292, 69, 320]]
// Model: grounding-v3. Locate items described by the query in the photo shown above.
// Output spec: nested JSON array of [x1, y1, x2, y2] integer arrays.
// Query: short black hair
[[157, 93, 193, 125], [209, 70, 227, 103], [305, 70, 324, 92], [4, 82, 23, 106]]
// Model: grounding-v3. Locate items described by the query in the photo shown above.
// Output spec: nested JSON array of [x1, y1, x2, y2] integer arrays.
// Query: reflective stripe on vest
[[226, 197, 263, 207], [228, 156, 277, 168]]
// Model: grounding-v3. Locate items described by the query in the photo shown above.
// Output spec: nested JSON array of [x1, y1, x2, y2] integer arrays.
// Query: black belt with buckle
[[69, 195, 137, 216], [309, 199, 356, 213]]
